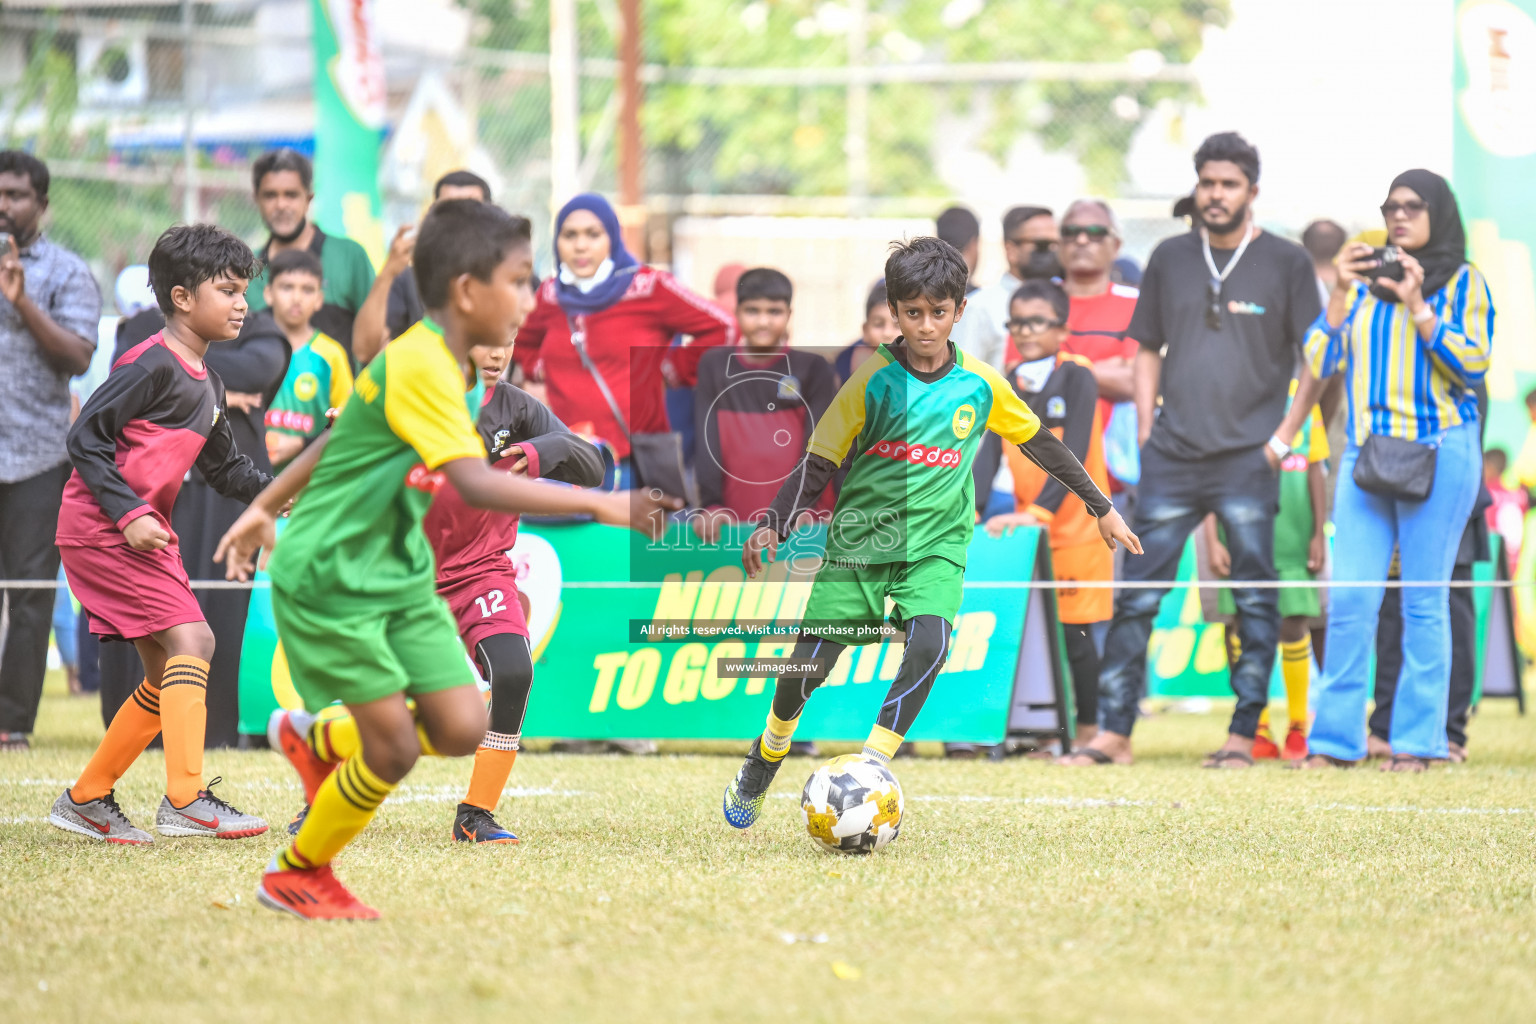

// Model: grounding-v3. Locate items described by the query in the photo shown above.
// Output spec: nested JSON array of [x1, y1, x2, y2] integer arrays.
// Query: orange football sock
[[159, 655, 208, 806], [71, 678, 161, 803], [464, 736, 518, 812]]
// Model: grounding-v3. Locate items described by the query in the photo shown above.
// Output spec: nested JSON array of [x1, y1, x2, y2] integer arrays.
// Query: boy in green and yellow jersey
[[722, 237, 1141, 829], [215, 201, 678, 919], [262, 249, 353, 470]]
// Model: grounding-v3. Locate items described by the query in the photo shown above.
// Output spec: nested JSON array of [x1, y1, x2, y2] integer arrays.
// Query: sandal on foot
[[1058, 746, 1116, 766], [1286, 753, 1354, 770], [1201, 749, 1254, 769], [1380, 753, 1430, 773]]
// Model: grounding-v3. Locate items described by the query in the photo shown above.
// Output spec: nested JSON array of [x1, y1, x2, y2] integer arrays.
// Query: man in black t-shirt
[[1060, 132, 1323, 770]]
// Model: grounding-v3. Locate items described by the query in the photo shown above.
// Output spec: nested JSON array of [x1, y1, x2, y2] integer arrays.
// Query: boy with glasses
[[981, 279, 1112, 750]]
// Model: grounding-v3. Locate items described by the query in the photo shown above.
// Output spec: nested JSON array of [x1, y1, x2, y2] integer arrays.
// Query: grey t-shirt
[[1129, 230, 1320, 461], [0, 234, 102, 483]]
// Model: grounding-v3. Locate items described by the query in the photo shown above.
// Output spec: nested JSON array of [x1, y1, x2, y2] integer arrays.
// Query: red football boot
[[256, 860, 380, 921], [268, 709, 338, 803], [1251, 725, 1280, 760], [1282, 725, 1309, 761]]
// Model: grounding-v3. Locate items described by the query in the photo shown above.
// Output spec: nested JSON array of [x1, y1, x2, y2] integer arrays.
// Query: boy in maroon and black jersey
[[690, 267, 838, 544], [48, 224, 273, 845], [275, 340, 604, 844]]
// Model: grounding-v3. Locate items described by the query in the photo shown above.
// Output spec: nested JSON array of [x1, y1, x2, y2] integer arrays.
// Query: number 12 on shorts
[[475, 590, 506, 618]]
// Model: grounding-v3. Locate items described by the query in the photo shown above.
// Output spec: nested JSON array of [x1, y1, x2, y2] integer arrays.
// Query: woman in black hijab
[[1297, 169, 1494, 772]]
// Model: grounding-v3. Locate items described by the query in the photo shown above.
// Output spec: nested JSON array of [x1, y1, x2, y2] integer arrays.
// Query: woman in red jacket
[[515, 193, 736, 487]]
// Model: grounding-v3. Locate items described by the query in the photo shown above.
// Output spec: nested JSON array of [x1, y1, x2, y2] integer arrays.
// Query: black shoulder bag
[[1347, 294, 1438, 501], [568, 316, 694, 504]]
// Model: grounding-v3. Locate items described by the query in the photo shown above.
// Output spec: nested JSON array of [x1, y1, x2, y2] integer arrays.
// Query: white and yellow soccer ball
[[800, 754, 903, 855]]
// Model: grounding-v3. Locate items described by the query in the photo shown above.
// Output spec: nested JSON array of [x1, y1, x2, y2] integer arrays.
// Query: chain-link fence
[[0, 0, 1226, 302]]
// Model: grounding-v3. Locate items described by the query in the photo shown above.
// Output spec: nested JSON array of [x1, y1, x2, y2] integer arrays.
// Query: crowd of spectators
[[0, 130, 1508, 771]]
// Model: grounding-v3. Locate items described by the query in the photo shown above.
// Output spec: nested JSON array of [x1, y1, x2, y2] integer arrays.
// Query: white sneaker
[[49, 789, 154, 845], [155, 778, 269, 838]]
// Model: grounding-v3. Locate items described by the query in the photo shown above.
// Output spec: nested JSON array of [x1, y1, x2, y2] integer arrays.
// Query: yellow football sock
[[310, 711, 360, 763], [760, 710, 799, 762], [1257, 706, 1271, 735], [72, 678, 161, 803], [1281, 637, 1312, 729], [862, 724, 903, 764], [464, 733, 518, 812], [160, 656, 208, 807], [278, 755, 396, 871]]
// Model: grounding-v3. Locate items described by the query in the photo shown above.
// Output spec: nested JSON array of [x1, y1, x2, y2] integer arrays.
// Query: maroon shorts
[[437, 572, 529, 656], [59, 541, 204, 642]]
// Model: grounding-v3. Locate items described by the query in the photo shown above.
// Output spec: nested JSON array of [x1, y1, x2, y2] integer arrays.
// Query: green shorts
[[800, 554, 964, 645], [273, 585, 475, 711]]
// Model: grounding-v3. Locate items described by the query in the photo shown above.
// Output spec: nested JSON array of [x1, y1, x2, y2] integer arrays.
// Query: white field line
[[388, 785, 584, 805], [772, 791, 1536, 816]]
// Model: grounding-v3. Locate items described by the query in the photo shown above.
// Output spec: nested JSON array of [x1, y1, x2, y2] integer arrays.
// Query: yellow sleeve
[[968, 353, 1040, 445], [317, 335, 355, 411], [806, 349, 884, 464], [381, 336, 486, 469], [1306, 408, 1330, 464]]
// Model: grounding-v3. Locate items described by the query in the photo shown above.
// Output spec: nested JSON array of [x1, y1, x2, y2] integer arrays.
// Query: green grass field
[[4, 673, 1536, 1024]]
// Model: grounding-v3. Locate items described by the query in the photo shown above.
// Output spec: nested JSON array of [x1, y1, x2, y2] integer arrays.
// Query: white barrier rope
[[0, 578, 1527, 590]]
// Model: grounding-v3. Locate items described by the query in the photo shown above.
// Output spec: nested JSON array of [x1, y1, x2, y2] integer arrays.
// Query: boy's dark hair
[[884, 236, 969, 308], [1194, 131, 1260, 186], [0, 149, 49, 200], [936, 206, 980, 250], [266, 248, 323, 286], [1009, 279, 1070, 325], [736, 267, 793, 306], [252, 148, 313, 193], [148, 224, 261, 316], [1302, 219, 1346, 264], [1003, 205, 1053, 237], [1485, 447, 1509, 473], [864, 281, 888, 319], [433, 169, 493, 202], [1525, 387, 1536, 409], [415, 199, 533, 309]]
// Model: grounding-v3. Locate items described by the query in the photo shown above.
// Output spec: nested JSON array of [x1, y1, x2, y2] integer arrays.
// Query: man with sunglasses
[[951, 205, 1059, 372], [1058, 199, 1142, 510], [1060, 132, 1323, 770]]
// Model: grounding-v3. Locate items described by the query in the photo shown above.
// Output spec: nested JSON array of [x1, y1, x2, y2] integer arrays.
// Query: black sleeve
[[801, 354, 839, 422], [67, 362, 158, 525], [1032, 367, 1100, 516], [693, 352, 725, 508], [1016, 427, 1112, 519], [196, 376, 273, 503], [1288, 246, 1324, 353], [759, 453, 840, 540], [501, 385, 605, 487], [387, 271, 422, 340], [973, 431, 1003, 515], [206, 323, 287, 393], [1128, 246, 1164, 351]]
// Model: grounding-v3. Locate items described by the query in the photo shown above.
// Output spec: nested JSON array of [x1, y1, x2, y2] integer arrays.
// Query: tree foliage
[[472, 0, 1228, 197]]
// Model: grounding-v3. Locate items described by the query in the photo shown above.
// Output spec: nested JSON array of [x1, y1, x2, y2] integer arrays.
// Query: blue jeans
[[1309, 419, 1481, 761], [1098, 443, 1279, 738], [51, 567, 77, 670]]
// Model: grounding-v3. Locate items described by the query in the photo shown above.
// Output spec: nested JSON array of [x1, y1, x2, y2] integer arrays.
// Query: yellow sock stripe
[[863, 724, 903, 760], [334, 759, 391, 812], [761, 710, 800, 762]]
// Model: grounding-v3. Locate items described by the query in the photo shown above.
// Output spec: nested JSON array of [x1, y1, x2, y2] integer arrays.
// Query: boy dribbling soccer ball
[[722, 237, 1141, 828]]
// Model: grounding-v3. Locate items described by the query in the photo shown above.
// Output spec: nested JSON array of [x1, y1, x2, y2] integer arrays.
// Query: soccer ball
[[800, 754, 903, 855]]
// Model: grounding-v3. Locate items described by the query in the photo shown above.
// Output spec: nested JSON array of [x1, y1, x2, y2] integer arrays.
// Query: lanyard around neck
[[1201, 221, 1255, 286]]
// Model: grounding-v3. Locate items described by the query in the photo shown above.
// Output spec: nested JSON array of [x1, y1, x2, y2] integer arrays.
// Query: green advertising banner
[[240, 522, 1071, 745], [310, 0, 386, 266], [1454, 0, 1536, 653]]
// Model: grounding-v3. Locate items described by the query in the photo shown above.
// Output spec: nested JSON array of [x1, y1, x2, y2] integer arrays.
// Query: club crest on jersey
[[864, 439, 962, 468], [951, 403, 976, 439], [491, 429, 512, 453], [776, 374, 803, 401], [405, 463, 447, 494], [1047, 395, 1067, 419], [293, 371, 320, 402]]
